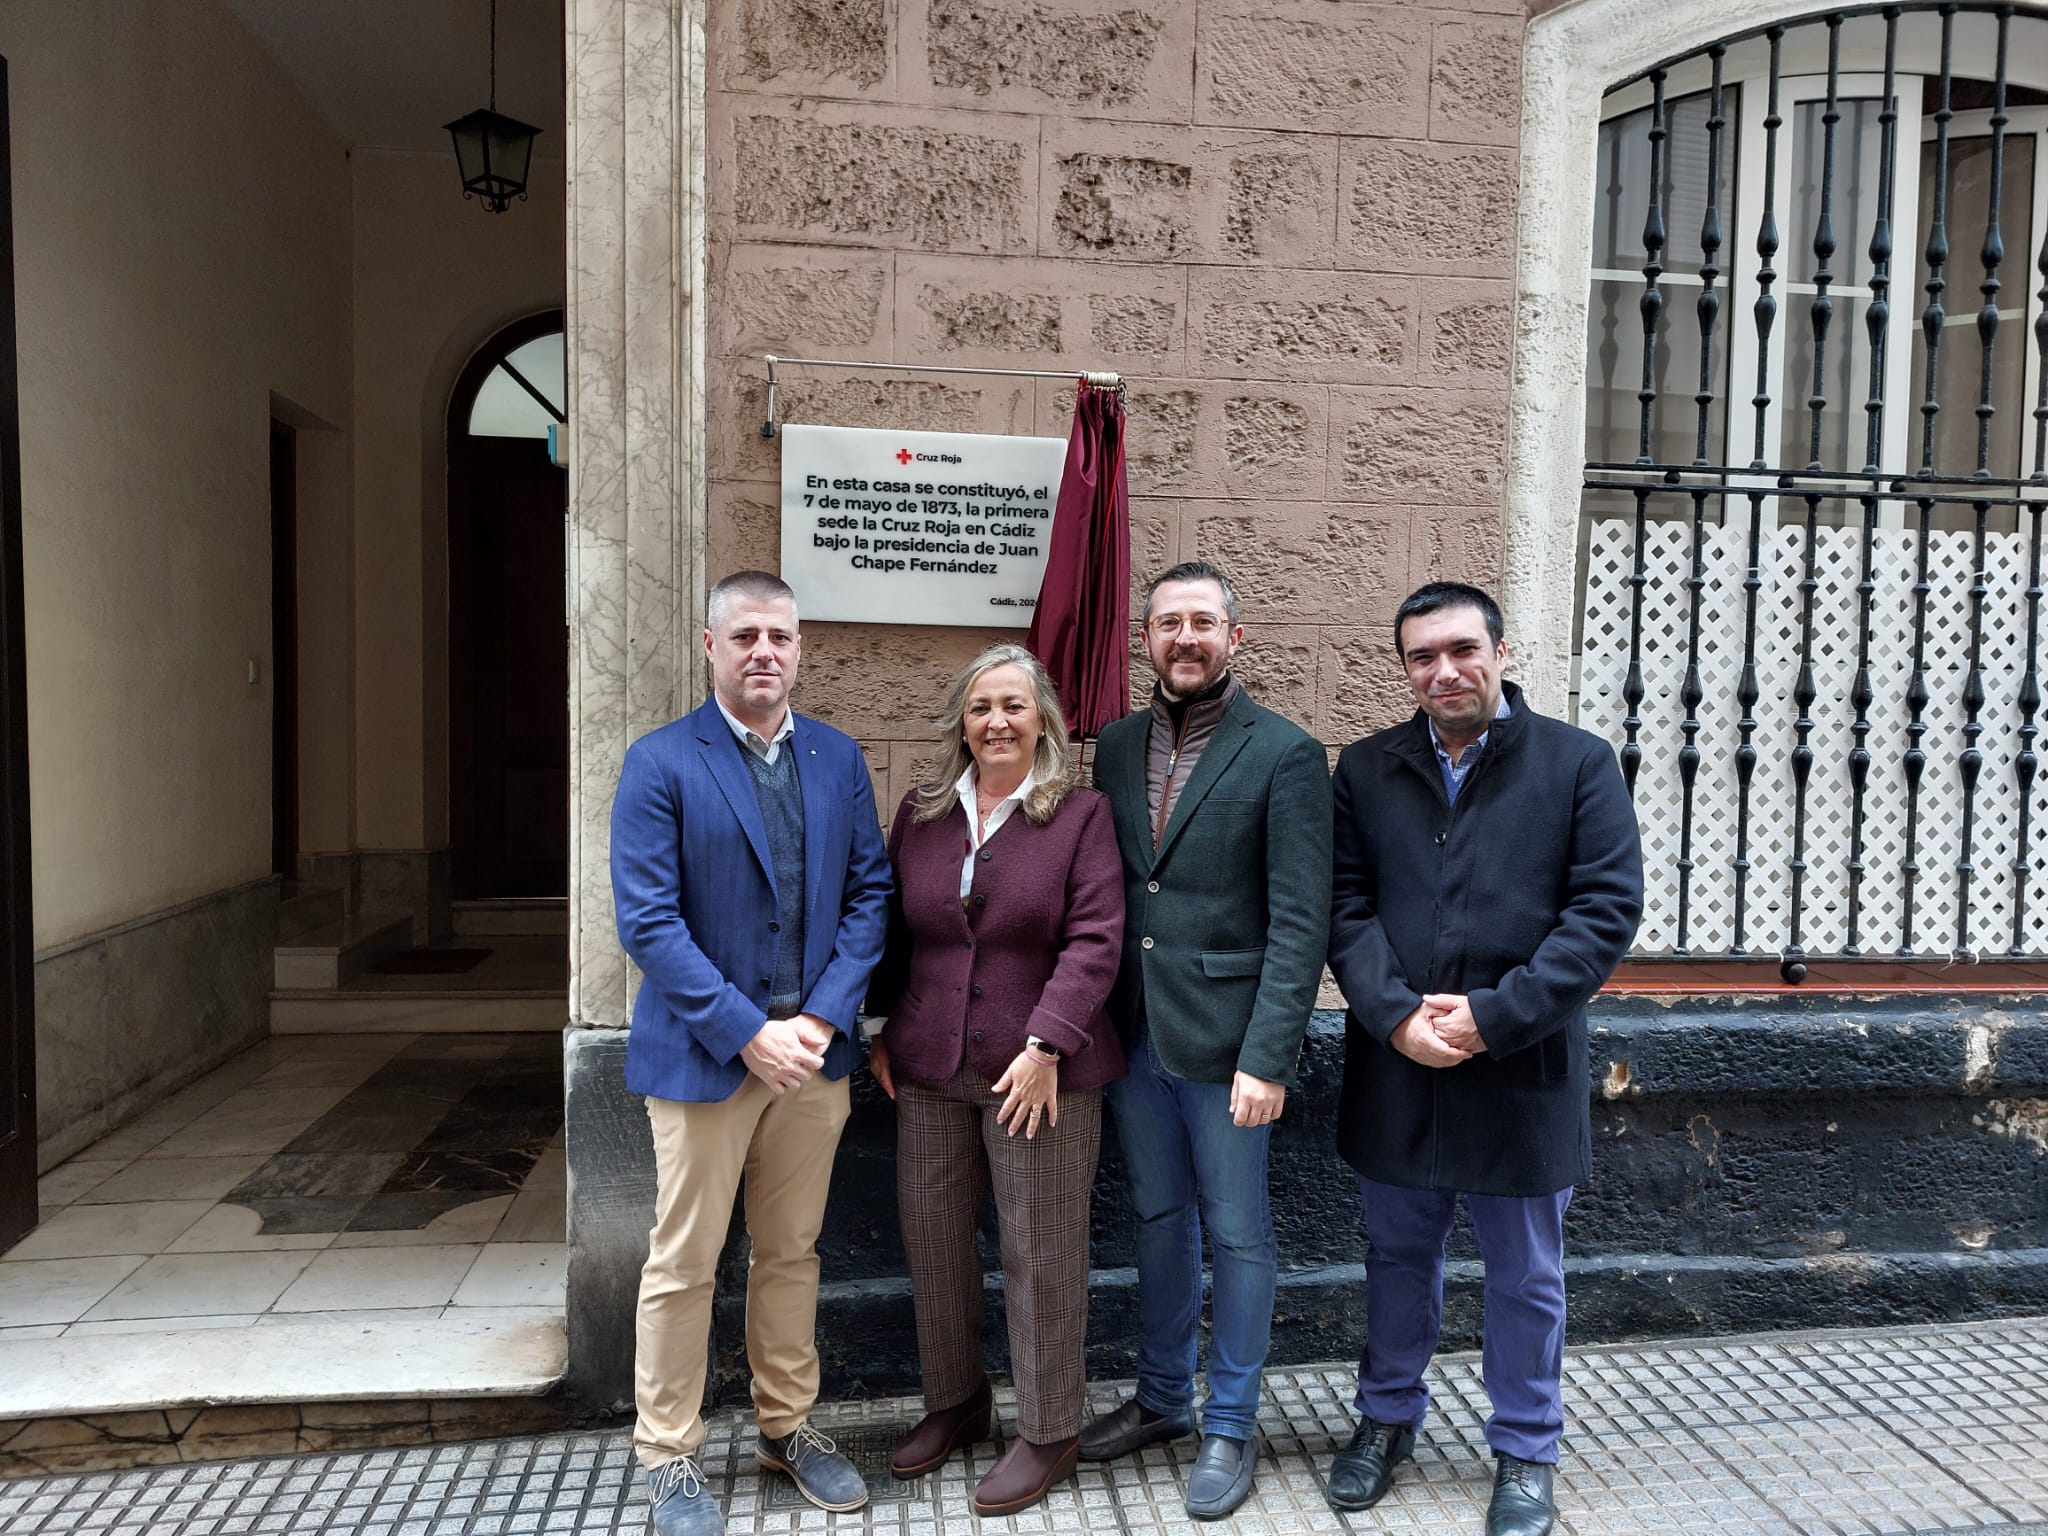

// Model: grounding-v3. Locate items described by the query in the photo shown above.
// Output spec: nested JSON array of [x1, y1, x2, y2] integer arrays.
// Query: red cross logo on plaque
[[895, 448, 913, 465]]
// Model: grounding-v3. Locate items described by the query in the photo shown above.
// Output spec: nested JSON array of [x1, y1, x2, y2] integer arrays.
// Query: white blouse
[[956, 763, 1036, 901]]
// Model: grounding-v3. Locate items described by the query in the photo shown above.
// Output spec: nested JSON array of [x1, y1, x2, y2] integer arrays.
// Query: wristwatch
[[1026, 1036, 1062, 1060]]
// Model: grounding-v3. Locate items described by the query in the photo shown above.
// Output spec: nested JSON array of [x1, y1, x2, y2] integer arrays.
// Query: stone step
[[452, 898, 568, 937], [0, 1315, 564, 1421], [269, 991, 566, 1033], [271, 912, 414, 989], [276, 883, 345, 945]]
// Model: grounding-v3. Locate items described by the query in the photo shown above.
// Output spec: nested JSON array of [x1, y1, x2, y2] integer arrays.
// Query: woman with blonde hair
[[865, 641, 1125, 1515]]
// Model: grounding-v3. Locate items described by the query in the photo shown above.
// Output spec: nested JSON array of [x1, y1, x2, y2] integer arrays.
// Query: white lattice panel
[[1580, 515, 2048, 958]]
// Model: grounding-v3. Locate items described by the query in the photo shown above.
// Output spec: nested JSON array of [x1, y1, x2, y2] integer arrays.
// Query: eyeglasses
[[1145, 613, 1230, 638]]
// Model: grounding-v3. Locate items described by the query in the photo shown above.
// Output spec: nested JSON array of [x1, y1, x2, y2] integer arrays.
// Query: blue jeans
[[1107, 1026, 1277, 1442], [1355, 1176, 1573, 1463]]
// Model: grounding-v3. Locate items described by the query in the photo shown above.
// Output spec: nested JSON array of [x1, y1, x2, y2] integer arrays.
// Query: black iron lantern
[[446, 0, 540, 213]]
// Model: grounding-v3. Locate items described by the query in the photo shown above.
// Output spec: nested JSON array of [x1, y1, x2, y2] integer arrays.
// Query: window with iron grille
[[1574, 6, 2048, 981]]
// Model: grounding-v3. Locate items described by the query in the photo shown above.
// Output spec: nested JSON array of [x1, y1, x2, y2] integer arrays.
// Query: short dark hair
[[1394, 581, 1503, 654], [707, 570, 797, 629], [1142, 560, 1240, 623]]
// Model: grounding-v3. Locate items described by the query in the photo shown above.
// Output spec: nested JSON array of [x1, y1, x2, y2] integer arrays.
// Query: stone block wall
[[703, 0, 1524, 786]]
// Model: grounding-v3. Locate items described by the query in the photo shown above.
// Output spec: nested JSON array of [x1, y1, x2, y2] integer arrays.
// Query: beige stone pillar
[[563, 0, 711, 1409], [566, 0, 709, 1031]]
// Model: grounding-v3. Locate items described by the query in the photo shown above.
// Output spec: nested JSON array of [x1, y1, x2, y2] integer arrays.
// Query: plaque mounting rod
[[760, 354, 1126, 438]]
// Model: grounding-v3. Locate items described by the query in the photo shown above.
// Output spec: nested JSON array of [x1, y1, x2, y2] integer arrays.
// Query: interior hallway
[[5, 1032, 564, 1339]]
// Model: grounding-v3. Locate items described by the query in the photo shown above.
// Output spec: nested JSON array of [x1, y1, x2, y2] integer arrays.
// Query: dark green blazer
[[1094, 685, 1333, 1086]]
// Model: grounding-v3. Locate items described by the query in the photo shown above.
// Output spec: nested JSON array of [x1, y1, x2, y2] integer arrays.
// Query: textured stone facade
[[704, 0, 1523, 779]]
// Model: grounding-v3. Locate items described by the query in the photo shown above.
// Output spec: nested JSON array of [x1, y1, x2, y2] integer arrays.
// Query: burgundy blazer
[[868, 784, 1127, 1092]]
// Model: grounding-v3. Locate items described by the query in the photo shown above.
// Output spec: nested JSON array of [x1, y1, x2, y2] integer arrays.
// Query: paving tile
[[4, 1202, 222, 1265], [328, 1196, 514, 1249], [34, 1162, 127, 1210], [2, 1310, 2044, 1534], [269, 1245, 482, 1313], [75, 1155, 272, 1206], [449, 1245, 566, 1309], [163, 1205, 337, 1255], [62, 1314, 261, 1337], [77, 1252, 316, 1321]]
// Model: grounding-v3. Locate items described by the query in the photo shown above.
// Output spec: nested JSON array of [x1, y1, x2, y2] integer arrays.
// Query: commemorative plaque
[[778, 423, 1066, 627]]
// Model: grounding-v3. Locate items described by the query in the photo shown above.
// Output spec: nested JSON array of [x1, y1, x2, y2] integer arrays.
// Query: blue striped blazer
[[610, 697, 893, 1103]]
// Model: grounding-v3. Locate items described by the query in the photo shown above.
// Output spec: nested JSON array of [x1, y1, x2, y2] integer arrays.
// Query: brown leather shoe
[[971, 1434, 1080, 1516], [890, 1378, 993, 1479]]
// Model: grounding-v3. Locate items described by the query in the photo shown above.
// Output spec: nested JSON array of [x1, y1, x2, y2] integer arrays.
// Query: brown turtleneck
[[1145, 671, 1242, 851]]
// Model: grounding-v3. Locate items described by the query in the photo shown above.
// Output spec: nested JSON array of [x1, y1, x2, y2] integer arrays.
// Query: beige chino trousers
[[633, 1068, 852, 1469]]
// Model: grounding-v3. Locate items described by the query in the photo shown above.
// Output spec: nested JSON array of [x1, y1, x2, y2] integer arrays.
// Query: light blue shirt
[[1429, 694, 1511, 806]]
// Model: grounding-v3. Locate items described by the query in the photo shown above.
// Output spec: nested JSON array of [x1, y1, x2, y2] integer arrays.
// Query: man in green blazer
[[1079, 561, 1333, 1519]]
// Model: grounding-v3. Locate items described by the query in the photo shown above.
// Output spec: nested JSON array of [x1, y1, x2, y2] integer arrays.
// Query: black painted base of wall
[[563, 996, 2048, 1415]]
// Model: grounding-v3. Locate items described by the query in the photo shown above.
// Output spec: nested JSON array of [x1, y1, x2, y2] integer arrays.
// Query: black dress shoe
[[1485, 1455, 1555, 1536], [1324, 1418, 1414, 1510], [1077, 1398, 1196, 1461]]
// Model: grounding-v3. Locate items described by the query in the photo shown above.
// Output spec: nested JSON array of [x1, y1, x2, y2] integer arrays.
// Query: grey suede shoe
[[757, 1424, 869, 1513], [646, 1457, 724, 1536]]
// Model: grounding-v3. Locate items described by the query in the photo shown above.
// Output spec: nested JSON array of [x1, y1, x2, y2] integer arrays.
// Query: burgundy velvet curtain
[[1026, 380, 1130, 737]]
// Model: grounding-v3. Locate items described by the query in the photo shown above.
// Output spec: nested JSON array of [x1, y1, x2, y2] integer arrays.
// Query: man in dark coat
[[1079, 561, 1332, 1520], [1325, 582, 1641, 1536]]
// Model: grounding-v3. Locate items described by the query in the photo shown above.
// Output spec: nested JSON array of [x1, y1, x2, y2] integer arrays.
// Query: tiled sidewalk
[[1, 1316, 2043, 1534]]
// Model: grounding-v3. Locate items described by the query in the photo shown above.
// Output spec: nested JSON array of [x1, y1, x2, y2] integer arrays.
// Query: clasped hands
[[740, 1012, 837, 1093], [1390, 993, 1485, 1068], [866, 1036, 1061, 1141]]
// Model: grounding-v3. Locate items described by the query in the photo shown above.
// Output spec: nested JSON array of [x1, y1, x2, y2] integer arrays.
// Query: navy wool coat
[[867, 785, 1127, 1093], [1328, 683, 1643, 1197]]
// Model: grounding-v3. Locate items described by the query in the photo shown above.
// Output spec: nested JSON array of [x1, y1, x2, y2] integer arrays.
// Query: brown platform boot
[[971, 1434, 1080, 1516], [889, 1377, 994, 1479]]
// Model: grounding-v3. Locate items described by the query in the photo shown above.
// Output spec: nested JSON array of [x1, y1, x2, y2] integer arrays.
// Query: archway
[[447, 311, 568, 900]]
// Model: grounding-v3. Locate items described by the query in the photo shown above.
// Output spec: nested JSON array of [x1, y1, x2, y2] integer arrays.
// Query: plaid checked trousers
[[895, 1061, 1102, 1442]]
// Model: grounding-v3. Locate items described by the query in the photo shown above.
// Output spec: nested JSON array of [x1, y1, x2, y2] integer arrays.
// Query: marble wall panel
[[357, 851, 451, 946], [35, 879, 276, 1170], [567, 0, 708, 1030]]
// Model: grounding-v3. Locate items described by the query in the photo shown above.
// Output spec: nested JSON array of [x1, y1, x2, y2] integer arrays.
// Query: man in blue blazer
[[610, 570, 892, 1536]]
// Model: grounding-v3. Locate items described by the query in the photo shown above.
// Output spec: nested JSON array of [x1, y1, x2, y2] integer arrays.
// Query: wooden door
[[0, 58, 38, 1253], [453, 436, 569, 897]]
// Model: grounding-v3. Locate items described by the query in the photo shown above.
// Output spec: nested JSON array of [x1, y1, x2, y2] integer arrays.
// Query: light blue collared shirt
[[714, 694, 794, 765], [1428, 694, 1511, 806]]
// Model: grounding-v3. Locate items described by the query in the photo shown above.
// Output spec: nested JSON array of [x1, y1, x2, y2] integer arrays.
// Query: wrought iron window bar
[[1582, 2, 2048, 980]]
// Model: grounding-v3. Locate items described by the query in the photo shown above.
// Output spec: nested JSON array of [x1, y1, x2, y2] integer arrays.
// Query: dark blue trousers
[[1355, 1175, 1572, 1464]]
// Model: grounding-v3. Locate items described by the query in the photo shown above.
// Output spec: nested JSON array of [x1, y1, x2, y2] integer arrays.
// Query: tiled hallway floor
[[3, 1035, 565, 1342]]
